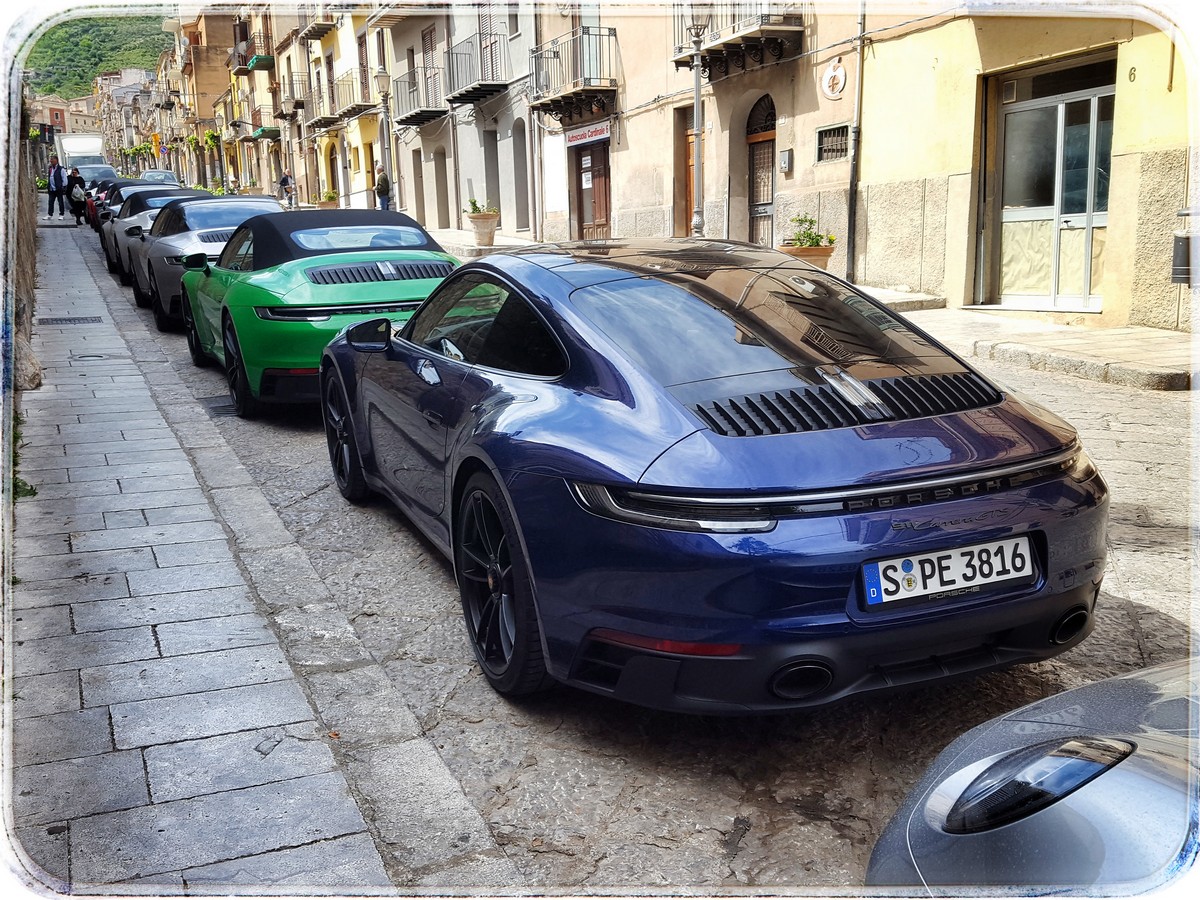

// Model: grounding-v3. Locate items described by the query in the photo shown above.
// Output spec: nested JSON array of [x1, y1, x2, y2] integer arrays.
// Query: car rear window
[[290, 225, 431, 251], [184, 202, 283, 230], [569, 269, 937, 387]]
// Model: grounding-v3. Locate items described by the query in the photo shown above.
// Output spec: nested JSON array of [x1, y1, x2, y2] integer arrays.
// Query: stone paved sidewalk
[[5, 224, 418, 894]]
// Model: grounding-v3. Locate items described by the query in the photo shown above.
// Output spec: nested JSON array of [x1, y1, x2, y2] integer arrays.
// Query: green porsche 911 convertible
[[181, 208, 458, 418]]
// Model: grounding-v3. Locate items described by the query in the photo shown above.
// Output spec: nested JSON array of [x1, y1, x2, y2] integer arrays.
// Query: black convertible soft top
[[118, 188, 208, 217], [242, 208, 444, 270]]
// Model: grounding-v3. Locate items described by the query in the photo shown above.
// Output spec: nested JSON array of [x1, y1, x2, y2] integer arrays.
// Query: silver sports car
[[867, 658, 1197, 893], [126, 194, 286, 331]]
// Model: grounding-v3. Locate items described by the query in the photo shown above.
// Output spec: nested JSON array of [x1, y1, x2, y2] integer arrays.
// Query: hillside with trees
[[25, 16, 172, 99]]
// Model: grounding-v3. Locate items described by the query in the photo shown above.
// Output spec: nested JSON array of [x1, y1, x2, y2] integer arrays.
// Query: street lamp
[[687, 16, 708, 237], [373, 65, 393, 203]]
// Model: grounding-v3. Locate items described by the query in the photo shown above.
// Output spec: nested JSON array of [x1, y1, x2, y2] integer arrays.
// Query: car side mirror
[[345, 317, 392, 353], [124, 225, 143, 238], [181, 252, 209, 272], [99, 211, 111, 221]]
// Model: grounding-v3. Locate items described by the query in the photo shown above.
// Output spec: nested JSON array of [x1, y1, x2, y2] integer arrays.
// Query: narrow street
[[7, 223, 1193, 892]]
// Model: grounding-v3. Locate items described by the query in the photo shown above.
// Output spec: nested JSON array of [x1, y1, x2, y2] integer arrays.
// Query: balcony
[[333, 71, 376, 119], [366, 2, 415, 29], [446, 31, 509, 106], [246, 31, 275, 71], [250, 105, 280, 140], [529, 26, 618, 122], [671, 2, 804, 77], [230, 50, 250, 76], [303, 88, 340, 130], [393, 68, 448, 127], [277, 76, 310, 113], [298, 4, 336, 42]]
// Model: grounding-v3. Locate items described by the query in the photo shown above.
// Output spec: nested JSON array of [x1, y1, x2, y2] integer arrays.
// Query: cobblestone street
[[5, 223, 1194, 893]]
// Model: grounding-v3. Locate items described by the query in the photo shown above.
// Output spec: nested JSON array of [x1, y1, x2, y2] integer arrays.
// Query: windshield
[[184, 201, 282, 230], [290, 225, 432, 251]]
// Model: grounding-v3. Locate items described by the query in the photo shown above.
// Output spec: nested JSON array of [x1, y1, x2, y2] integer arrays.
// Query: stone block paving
[[4, 224, 399, 895]]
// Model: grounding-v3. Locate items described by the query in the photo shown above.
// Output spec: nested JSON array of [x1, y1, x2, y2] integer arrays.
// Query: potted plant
[[464, 198, 500, 246], [778, 213, 836, 268], [317, 188, 338, 209]]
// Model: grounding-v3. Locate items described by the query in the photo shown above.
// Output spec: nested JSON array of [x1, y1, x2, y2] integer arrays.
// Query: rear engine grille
[[198, 230, 235, 243], [306, 260, 454, 285], [696, 372, 1002, 437]]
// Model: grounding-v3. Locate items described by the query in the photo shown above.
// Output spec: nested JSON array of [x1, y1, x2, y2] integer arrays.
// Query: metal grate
[[198, 395, 238, 418], [695, 371, 1002, 437], [305, 260, 454, 285], [817, 125, 849, 162], [37, 316, 103, 325]]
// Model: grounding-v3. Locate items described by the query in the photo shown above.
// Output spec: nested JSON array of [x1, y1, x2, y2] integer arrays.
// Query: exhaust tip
[[770, 661, 835, 700], [1051, 607, 1090, 645]]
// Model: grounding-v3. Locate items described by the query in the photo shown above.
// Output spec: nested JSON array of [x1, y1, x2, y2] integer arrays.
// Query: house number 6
[[1129, 66, 1137, 82]]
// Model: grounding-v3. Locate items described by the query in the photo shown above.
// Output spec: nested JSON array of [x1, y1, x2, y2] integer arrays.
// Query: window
[[219, 228, 254, 270], [405, 274, 565, 377], [816, 125, 849, 162]]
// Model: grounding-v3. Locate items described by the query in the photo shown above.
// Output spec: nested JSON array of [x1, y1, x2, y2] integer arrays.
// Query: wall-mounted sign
[[565, 119, 611, 147], [822, 58, 847, 99]]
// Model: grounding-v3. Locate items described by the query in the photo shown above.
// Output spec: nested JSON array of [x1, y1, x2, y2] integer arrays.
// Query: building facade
[[75, 1, 1193, 332]]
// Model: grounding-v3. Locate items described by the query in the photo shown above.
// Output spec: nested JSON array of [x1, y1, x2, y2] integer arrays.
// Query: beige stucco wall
[[854, 14, 1192, 328]]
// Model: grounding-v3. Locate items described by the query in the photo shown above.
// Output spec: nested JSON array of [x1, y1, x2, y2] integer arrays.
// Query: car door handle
[[423, 409, 443, 427]]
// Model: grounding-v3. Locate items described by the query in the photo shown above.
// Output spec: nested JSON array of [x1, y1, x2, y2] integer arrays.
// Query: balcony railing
[[277, 76, 311, 113], [333, 71, 376, 118], [446, 30, 510, 106], [394, 68, 448, 126], [246, 31, 275, 71], [671, 1, 804, 75], [249, 105, 281, 139], [303, 88, 340, 129], [529, 26, 618, 121]]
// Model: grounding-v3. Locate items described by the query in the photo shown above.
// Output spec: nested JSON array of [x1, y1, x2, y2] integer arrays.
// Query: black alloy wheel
[[130, 256, 149, 307], [118, 249, 132, 286], [222, 318, 262, 419], [104, 235, 117, 273], [322, 373, 371, 502], [182, 292, 210, 368], [150, 269, 172, 332], [455, 473, 553, 697]]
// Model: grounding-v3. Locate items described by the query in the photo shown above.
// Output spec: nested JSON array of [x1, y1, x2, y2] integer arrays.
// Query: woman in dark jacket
[[65, 167, 88, 226]]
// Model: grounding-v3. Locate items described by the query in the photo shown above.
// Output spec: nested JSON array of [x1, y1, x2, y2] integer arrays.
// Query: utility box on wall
[[1172, 209, 1200, 286]]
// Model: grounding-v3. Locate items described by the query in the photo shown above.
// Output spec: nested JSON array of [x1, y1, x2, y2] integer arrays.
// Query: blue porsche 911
[[319, 238, 1110, 714]]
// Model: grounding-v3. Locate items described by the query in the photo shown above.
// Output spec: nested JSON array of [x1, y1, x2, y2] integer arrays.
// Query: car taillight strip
[[255, 301, 421, 321]]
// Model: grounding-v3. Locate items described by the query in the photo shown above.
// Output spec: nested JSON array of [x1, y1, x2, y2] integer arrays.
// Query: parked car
[[127, 194, 286, 332], [88, 177, 144, 230], [319, 238, 1110, 713], [103, 188, 206, 285], [866, 659, 1197, 892], [136, 168, 181, 186], [76, 164, 118, 189], [181, 209, 458, 418]]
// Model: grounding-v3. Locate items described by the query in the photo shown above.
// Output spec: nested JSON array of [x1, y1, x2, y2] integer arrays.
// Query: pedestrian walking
[[65, 166, 87, 226], [374, 164, 391, 211], [279, 168, 295, 208], [45, 154, 68, 220]]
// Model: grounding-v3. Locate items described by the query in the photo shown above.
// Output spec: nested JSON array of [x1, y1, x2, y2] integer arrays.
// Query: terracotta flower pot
[[777, 244, 836, 269], [467, 211, 500, 247]]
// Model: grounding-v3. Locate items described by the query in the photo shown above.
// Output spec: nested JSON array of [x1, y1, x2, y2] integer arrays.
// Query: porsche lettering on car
[[181, 208, 458, 418], [318, 238, 1110, 714]]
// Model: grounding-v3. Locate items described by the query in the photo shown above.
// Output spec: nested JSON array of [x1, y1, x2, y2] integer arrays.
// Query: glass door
[[996, 62, 1114, 311]]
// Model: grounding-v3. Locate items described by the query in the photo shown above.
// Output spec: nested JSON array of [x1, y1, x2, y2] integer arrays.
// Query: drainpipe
[[845, 0, 866, 283]]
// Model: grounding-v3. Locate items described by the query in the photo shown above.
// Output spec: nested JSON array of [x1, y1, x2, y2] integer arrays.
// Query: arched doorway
[[746, 95, 776, 246]]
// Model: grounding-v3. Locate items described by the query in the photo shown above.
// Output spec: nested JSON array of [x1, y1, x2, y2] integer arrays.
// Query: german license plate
[[862, 536, 1036, 606]]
